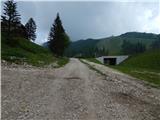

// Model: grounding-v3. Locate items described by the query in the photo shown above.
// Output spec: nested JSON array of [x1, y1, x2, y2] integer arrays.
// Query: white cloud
[[143, 14, 160, 33], [1, 1, 159, 44]]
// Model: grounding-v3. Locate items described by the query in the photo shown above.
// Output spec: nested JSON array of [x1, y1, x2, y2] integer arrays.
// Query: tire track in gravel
[[2, 58, 160, 120]]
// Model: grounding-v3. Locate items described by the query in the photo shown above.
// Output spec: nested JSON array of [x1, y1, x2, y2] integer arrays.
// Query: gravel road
[[2, 58, 160, 120]]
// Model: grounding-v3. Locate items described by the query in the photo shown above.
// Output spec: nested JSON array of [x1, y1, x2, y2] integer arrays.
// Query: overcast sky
[[1, 0, 160, 44]]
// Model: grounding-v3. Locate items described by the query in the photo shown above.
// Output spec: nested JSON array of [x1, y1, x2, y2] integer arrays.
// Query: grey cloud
[[1, 1, 160, 44]]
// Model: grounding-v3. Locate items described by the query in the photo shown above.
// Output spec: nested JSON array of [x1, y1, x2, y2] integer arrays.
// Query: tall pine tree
[[151, 35, 160, 49], [25, 18, 37, 41], [1, 0, 21, 34], [48, 13, 70, 56], [121, 40, 146, 55]]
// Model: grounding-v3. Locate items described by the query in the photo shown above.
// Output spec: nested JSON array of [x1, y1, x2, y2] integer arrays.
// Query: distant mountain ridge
[[120, 32, 158, 39], [63, 32, 159, 57], [42, 32, 159, 57]]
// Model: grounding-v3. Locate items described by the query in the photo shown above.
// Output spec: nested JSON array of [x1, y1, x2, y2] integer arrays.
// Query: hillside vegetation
[[1, 33, 68, 67], [64, 39, 99, 57], [85, 49, 160, 87], [1, 0, 70, 67], [113, 49, 160, 87], [65, 32, 158, 57], [117, 49, 160, 70]]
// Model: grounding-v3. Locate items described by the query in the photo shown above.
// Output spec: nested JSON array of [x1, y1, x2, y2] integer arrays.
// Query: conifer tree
[[48, 13, 70, 56], [25, 18, 37, 41], [1, 0, 21, 34], [151, 35, 160, 49]]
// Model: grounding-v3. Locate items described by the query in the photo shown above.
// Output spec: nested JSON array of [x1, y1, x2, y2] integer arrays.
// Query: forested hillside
[[64, 32, 159, 57]]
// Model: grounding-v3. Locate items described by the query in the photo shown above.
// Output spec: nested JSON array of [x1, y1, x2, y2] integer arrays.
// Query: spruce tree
[[134, 42, 146, 53], [25, 18, 37, 41], [1, 0, 21, 34], [151, 35, 160, 49], [48, 13, 70, 56]]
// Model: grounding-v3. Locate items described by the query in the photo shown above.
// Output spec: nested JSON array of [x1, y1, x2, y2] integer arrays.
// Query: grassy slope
[[113, 49, 160, 87], [1, 34, 68, 67], [85, 58, 103, 64], [97, 36, 155, 55], [116, 49, 160, 70], [85, 49, 160, 87]]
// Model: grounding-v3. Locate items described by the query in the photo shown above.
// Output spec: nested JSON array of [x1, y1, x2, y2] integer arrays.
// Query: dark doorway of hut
[[104, 58, 116, 65]]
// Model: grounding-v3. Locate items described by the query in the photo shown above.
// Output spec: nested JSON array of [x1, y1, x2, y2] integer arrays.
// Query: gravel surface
[[2, 58, 160, 120]]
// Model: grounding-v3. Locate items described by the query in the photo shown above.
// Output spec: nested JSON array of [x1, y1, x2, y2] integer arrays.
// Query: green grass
[[1, 34, 69, 67], [57, 57, 69, 67], [113, 49, 160, 87], [79, 59, 106, 77], [112, 66, 160, 87], [118, 49, 160, 70], [85, 58, 103, 64], [84, 50, 160, 87]]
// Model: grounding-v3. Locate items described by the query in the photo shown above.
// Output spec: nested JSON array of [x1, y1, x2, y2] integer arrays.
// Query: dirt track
[[2, 58, 160, 120]]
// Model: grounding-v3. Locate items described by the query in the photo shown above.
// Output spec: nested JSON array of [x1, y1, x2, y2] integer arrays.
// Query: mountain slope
[[113, 49, 160, 86], [118, 48, 160, 70], [64, 32, 158, 57], [64, 39, 99, 57]]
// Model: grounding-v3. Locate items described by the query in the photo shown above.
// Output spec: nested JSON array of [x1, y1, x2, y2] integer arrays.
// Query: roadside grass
[[79, 59, 107, 77], [113, 49, 160, 87], [1, 34, 69, 67], [118, 49, 160, 71], [84, 55, 160, 88], [56, 57, 69, 67], [112, 66, 160, 88], [85, 58, 103, 64]]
